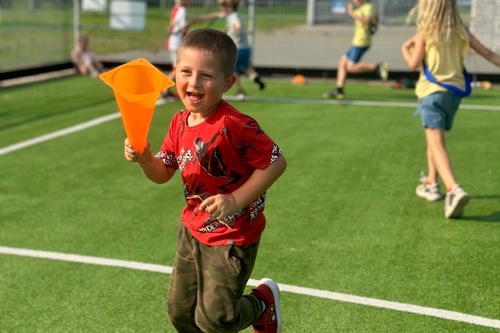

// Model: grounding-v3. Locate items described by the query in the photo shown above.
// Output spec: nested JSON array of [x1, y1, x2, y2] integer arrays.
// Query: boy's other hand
[[199, 194, 239, 221]]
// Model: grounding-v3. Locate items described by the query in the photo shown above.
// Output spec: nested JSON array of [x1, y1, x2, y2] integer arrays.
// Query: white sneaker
[[378, 61, 389, 81], [235, 93, 246, 101], [416, 172, 442, 202], [444, 185, 470, 218]]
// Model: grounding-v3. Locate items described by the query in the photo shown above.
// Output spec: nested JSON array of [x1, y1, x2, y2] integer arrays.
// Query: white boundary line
[[1, 246, 499, 329], [220, 95, 500, 111], [1, 99, 499, 328], [0, 113, 121, 156], [157, 95, 500, 110], [2, 97, 498, 157]]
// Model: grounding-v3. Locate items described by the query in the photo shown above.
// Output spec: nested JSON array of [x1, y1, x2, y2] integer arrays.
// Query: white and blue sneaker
[[416, 172, 442, 202], [445, 185, 470, 218]]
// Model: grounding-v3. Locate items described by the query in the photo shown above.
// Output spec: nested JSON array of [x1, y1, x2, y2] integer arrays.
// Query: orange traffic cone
[[99, 58, 174, 153], [291, 74, 307, 85]]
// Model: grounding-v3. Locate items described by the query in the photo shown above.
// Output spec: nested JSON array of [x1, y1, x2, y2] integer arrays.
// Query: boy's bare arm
[[189, 11, 223, 27], [124, 139, 175, 184], [137, 152, 176, 184], [232, 154, 287, 208]]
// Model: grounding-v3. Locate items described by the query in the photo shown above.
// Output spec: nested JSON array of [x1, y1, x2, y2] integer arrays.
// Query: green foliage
[[0, 76, 499, 332]]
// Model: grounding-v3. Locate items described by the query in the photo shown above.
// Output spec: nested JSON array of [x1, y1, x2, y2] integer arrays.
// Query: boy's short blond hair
[[178, 29, 237, 78]]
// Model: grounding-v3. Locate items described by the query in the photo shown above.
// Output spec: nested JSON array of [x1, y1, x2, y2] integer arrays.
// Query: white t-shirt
[[225, 11, 249, 49], [167, 5, 187, 51]]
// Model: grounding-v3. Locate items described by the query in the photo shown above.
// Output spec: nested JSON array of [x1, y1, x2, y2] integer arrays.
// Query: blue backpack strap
[[422, 61, 471, 97]]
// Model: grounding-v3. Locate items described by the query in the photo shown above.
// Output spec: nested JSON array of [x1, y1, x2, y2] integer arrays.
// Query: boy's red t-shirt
[[157, 100, 282, 246]]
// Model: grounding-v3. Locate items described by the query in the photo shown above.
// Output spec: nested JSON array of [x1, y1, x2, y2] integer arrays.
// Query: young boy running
[[124, 28, 286, 332]]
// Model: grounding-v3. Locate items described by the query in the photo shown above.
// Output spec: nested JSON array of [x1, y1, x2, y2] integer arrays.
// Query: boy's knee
[[168, 301, 193, 330], [195, 310, 239, 333], [168, 306, 239, 333], [345, 63, 356, 73], [167, 309, 184, 328], [338, 56, 347, 67]]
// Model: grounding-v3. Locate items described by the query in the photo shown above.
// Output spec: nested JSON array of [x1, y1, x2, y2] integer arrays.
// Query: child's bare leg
[[336, 56, 348, 88], [426, 144, 438, 184], [346, 62, 377, 74], [235, 75, 245, 94], [425, 128, 456, 190]]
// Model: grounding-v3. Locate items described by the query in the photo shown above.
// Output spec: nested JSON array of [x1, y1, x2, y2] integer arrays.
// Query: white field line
[[1, 98, 499, 328], [220, 95, 500, 111], [155, 95, 500, 110], [0, 113, 121, 156], [1, 246, 499, 329], [2, 98, 499, 157]]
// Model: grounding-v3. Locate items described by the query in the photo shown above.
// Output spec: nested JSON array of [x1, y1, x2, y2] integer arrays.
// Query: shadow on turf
[[461, 211, 500, 223]]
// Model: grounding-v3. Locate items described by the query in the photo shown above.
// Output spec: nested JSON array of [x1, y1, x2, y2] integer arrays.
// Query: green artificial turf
[[0, 75, 499, 332]]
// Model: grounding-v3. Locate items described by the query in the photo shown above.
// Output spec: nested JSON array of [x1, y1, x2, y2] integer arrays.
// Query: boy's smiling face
[[175, 48, 235, 123]]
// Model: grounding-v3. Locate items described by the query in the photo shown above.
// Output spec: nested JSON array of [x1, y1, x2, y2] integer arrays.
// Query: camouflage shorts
[[167, 223, 262, 333]]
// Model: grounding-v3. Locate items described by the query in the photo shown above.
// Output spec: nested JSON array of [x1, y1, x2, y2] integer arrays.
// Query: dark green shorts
[[167, 223, 262, 332]]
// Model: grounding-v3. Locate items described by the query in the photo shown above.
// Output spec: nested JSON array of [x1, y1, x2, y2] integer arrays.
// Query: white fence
[[2, 0, 496, 75]]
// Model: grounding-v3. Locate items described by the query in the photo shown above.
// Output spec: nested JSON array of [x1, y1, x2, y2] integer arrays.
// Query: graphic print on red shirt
[[156, 100, 282, 246]]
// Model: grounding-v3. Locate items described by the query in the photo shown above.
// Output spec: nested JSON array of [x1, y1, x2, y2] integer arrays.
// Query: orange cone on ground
[[291, 74, 307, 85], [99, 58, 174, 153]]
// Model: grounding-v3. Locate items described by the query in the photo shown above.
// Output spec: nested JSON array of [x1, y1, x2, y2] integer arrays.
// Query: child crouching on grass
[[71, 35, 104, 77], [124, 28, 286, 333]]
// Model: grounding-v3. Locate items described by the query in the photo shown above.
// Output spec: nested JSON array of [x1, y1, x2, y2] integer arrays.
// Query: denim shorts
[[417, 92, 462, 131], [235, 48, 251, 74], [345, 46, 370, 64]]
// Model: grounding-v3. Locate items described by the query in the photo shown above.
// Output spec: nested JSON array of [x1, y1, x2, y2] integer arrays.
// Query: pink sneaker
[[250, 278, 282, 333]]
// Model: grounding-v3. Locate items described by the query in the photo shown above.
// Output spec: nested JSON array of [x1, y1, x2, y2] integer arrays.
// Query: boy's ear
[[223, 73, 237, 92]]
